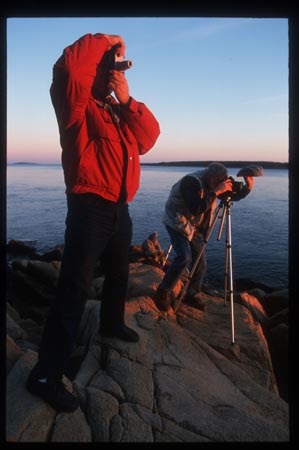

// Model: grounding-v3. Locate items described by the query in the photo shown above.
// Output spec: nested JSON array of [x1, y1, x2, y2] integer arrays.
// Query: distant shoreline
[[141, 161, 288, 169], [9, 161, 288, 169]]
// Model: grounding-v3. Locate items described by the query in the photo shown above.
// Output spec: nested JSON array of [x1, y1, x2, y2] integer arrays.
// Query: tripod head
[[219, 196, 233, 208]]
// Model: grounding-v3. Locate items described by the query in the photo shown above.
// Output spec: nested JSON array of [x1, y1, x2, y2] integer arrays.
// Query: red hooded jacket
[[50, 33, 160, 203]]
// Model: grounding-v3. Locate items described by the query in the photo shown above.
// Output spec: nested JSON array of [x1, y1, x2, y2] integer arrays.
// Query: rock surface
[[5, 242, 289, 442]]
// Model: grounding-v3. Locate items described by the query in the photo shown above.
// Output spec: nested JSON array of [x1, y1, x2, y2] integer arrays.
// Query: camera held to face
[[109, 45, 132, 72]]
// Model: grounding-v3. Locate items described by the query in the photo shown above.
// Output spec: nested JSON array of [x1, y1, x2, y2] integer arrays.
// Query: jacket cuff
[[121, 96, 138, 113], [120, 96, 132, 108]]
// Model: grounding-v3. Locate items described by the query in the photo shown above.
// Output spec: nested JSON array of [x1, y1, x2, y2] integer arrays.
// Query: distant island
[[8, 162, 60, 166], [9, 162, 39, 165], [141, 161, 288, 169]]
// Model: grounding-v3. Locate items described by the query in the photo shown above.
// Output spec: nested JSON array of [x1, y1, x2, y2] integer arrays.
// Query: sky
[[6, 17, 288, 164]]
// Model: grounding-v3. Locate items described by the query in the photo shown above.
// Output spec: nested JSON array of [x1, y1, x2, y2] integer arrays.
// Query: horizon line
[[8, 159, 289, 166]]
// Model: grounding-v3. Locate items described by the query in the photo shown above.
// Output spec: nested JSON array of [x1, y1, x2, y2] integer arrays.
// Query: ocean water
[[6, 163, 288, 289]]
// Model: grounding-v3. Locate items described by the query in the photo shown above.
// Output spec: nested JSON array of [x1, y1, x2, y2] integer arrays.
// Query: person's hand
[[103, 34, 126, 56], [108, 70, 130, 105], [244, 176, 254, 190], [213, 178, 233, 197]]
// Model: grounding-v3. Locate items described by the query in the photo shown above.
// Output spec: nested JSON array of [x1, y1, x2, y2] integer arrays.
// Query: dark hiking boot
[[26, 372, 79, 412], [153, 287, 171, 311], [184, 292, 206, 311]]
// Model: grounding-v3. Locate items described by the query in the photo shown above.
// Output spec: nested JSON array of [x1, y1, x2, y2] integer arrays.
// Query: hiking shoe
[[100, 325, 140, 342], [184, 292, 206, 311], [153, 287, 171, 311], [26, 372, 79, 412]]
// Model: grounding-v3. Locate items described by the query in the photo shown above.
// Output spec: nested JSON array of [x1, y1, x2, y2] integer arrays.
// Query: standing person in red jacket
[[26, 33, 160, 412]]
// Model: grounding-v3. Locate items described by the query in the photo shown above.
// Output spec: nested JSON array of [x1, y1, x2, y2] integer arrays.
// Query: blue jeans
[[34, 193, 132, 379], [160, 225, 207, 294]]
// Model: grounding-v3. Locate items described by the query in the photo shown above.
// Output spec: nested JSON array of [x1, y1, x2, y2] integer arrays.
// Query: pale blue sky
[[7, 17, 288, 163]]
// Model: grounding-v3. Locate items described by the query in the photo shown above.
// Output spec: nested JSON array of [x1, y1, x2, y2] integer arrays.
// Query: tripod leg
[[226, 206, 235, 344], [217, 204, 227, 241], [173, 203, 223, 313], [217, 206, 228, 306], [162, 244, 173, 268]]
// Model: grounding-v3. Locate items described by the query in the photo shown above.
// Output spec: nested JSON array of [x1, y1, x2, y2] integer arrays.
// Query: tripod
[[173, 196, 236, 344]]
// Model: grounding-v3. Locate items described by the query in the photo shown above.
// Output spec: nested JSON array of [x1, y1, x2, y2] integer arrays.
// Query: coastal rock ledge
[[6, 254, 289, 442]]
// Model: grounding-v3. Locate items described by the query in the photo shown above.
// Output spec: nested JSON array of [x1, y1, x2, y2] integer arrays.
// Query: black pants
[[33, 193, 132, 379]]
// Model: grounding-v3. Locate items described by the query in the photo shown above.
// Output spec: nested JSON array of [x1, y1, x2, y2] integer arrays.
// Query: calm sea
[[6, 163, 288, 289]]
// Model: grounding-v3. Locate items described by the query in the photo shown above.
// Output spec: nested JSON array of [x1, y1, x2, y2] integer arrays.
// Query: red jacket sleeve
[[50, 33, 110, 129], [121, 97, 160, 155]]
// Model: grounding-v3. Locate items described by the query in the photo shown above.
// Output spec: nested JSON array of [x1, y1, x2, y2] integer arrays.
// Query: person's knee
[[175, 252, 192, 270]]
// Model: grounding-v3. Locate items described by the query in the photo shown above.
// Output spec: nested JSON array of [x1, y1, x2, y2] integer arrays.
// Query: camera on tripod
[[109, 45, 133, 72], [218, 176, 245, 202], [218, 165, 264, 202]]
